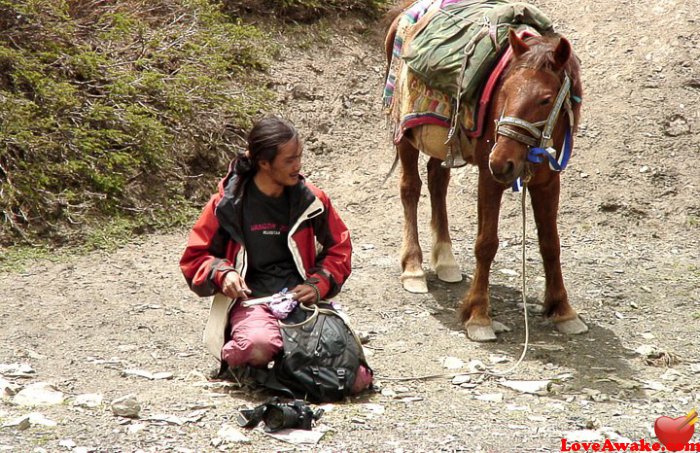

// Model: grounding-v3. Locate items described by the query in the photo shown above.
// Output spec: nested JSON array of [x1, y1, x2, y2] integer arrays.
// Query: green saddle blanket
[[403, 0, 553, 103]]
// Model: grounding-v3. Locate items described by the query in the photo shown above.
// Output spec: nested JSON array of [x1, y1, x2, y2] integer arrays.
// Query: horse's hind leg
[[529, 177, 588, 335], [398, 139, 428, 293], [427, 157, 462, 283]]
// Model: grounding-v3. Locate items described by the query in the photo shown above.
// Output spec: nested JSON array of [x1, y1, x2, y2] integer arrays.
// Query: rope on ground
[[377, 184, 531, 382]]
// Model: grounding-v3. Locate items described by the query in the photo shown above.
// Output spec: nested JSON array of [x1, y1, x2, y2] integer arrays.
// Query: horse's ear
[[553, 37, 572, 70], [508, 29, 529, 57]]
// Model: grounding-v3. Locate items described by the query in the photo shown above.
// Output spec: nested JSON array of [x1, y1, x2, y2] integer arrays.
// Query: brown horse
[[384, 3, 588, 341]]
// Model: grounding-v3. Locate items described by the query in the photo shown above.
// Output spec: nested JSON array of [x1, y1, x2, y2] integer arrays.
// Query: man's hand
[[291, 283, 320, 305], [222, 271, 251, 300]]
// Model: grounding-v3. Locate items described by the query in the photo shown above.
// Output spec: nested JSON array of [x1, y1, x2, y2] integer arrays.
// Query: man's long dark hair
[[232, 116, 298, 194]]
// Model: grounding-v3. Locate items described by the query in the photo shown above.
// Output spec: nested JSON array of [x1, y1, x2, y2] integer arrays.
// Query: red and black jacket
[[180, 169, 352, 301]]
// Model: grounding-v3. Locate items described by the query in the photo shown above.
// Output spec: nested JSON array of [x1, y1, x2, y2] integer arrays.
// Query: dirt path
[[1, 0, 699, 451]]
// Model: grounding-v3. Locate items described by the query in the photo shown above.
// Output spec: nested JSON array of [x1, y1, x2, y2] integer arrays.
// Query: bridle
[[492, 71, 577, 190]]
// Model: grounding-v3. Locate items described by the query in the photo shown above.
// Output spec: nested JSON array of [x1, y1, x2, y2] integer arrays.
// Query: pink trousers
[[221, 303, 373, 394]]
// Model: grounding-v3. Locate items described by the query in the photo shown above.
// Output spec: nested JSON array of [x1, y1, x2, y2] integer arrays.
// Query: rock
[[217, 424, 249, 443], [12, 383, 65, 407], [663, 114, 690, 136], [582, 388, 610, 402], [0, 363, 35, 378], [467, 360, 486, 373], [111, 394, 141, 418], [498, 269, 518, 276], [506, 404, 530, 412], [0, 378, 20, 398], [290, 85, 317, 101], [121, 369, 173, 380], [265, 426, 327, 445], [635, 344, 658, 357], [357, 331, 371, 344], [59, 439, 76, 449], [73, 393, 103, 408], [641, 380, 670, 392], [2, 415, 31, 430], [475, 393, 503, 402], [3, 413, 58, 429], [489, 354, 510, 364], [517, 303, 545, 314], [499, 380, 551, 395], [147, 410, 207, 425], [381, 388, 396, 398], [442, 357, 464, 370], [363, 404, 385, 415], [565, 428, 631, 443], [148, 414, 186, 425], [452, 375, 472, 385], [127, 423, 147, 434], [684, 78, 700, 88], [660, 369, 682, 381]]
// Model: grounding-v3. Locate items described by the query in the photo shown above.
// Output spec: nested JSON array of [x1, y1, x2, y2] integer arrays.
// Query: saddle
[[403, 0, 553, 103]]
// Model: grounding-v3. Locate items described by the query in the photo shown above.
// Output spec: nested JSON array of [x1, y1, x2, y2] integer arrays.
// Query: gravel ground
[[1, 0, 699, 451]]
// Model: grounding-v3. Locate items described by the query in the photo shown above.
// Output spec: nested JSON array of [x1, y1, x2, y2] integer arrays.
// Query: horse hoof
[[492, 320, 511, 333], [436, 265, 463, 283], [401, 275, 428, 293], [555, 316, 588, 335], [466, 323, 497, 342]]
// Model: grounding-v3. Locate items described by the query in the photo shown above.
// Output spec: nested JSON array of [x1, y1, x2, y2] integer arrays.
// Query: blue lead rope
[[512, 126, 572, 191]]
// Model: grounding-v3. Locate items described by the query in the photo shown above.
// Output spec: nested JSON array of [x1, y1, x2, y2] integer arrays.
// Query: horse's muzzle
[[489, 155, 524, 185]]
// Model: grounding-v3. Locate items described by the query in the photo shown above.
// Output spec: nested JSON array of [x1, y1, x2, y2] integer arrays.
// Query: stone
[[12, 383, 65, 407], [442, 357, 464, 370], [217, 424, 249, 443], [111, 394, 141, 418], [73, 394, 103, 408]]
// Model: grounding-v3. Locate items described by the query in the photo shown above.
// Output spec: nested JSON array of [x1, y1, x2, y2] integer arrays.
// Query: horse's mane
[[506, 34, 582, 94]]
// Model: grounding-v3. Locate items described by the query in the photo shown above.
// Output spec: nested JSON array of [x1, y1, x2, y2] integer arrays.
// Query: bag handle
[[278, 303, 320, 328]]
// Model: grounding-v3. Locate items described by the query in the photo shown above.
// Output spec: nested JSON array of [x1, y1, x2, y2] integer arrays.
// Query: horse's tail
[[382, 0, 414, 34], [382, 0, 414, 81]]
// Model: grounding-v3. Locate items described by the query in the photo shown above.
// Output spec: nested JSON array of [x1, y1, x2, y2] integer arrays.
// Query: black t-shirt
[[242, 181, 303, 297]]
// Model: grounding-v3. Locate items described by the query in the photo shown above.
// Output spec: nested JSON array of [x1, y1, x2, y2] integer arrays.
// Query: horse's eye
[[539, 97, 552, 106]]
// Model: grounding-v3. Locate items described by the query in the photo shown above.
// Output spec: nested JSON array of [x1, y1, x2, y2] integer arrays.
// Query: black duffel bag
[[249, 303, 372, 403]]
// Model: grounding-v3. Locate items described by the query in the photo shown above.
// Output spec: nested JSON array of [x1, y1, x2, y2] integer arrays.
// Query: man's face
[[260, 137, 303, 187]]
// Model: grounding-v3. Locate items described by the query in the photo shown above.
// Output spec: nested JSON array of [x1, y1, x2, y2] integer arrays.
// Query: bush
[[0, 0, 274, 245], [219, 0, 390, 23]]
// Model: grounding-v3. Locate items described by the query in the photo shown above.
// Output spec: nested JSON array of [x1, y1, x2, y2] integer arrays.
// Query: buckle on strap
[[539, 74, 571, 148]]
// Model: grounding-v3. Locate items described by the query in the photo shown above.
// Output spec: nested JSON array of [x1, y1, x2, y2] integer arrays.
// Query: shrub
[[0, 0, 273, 245]]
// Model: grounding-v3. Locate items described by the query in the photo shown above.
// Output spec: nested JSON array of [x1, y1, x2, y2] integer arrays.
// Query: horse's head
[[489, 29, 580, 186]]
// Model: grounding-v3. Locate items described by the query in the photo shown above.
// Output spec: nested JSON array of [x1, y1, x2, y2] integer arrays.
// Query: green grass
[[0, 0, 273, 246]]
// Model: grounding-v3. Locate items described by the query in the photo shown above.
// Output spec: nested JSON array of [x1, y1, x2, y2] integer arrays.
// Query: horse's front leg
[[459, 173, 506, 341], [427, 157, 461, 283], [398, 140, 428, 293], [529, 176, 588, 335]]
